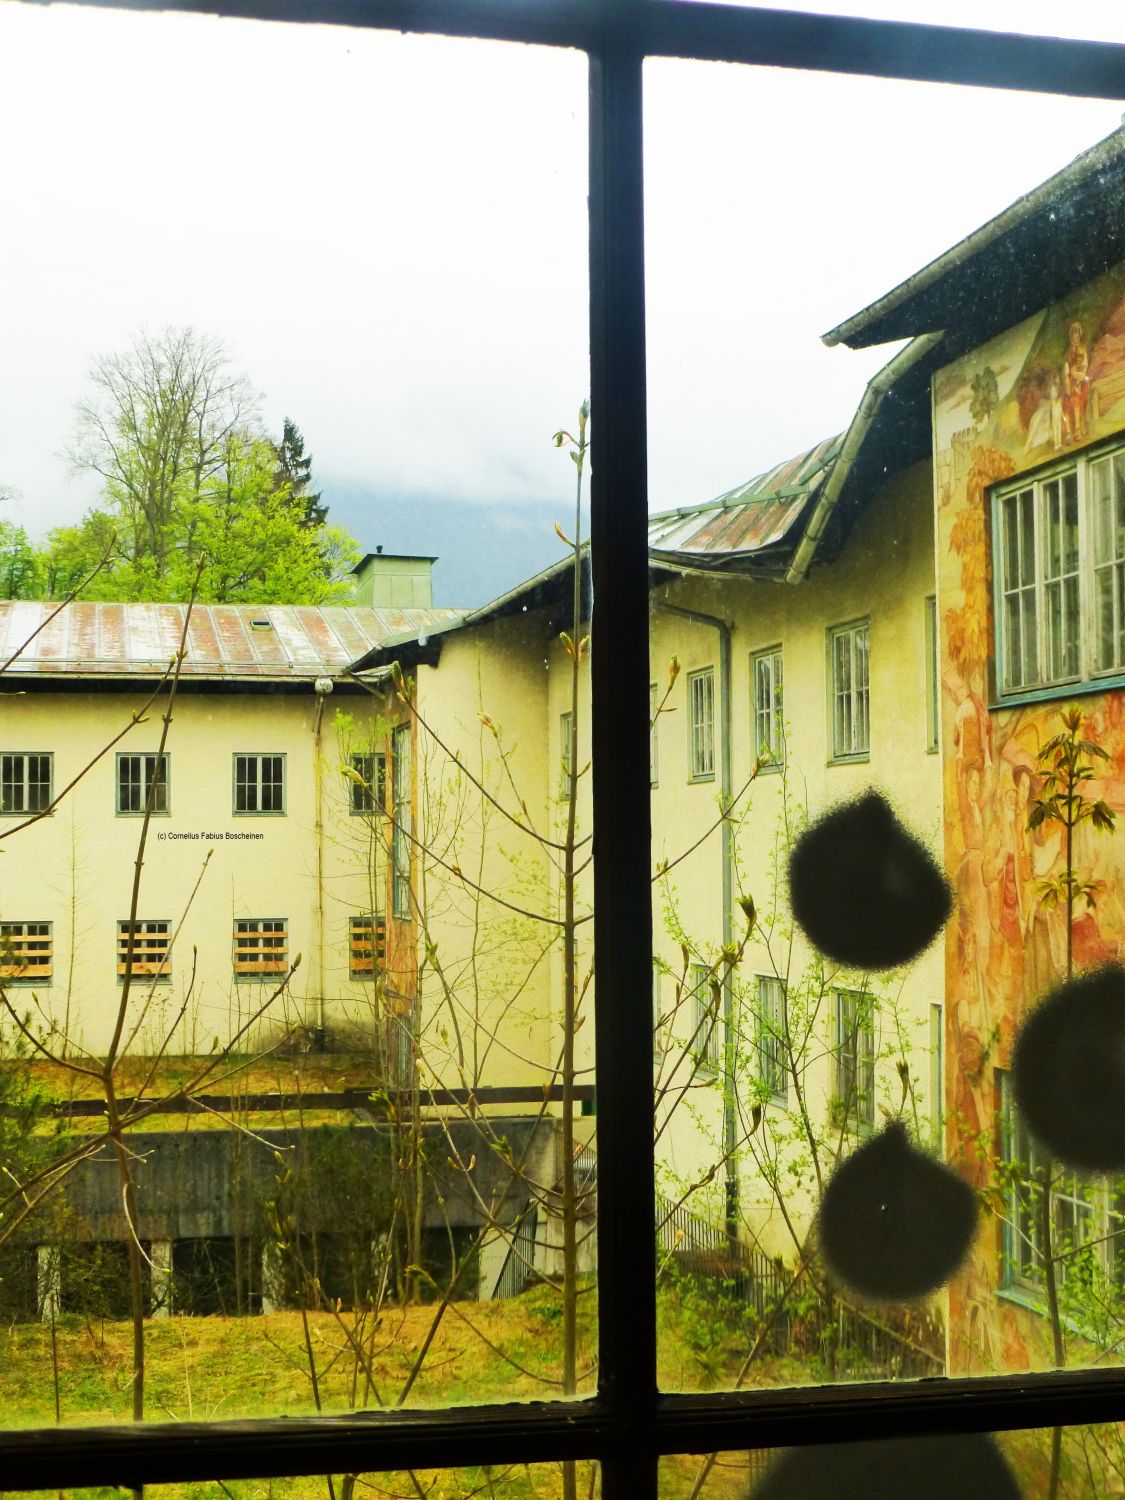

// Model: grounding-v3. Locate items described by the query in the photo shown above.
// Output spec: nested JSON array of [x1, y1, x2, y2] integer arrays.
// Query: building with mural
[[828, 123, 1125, 1376]]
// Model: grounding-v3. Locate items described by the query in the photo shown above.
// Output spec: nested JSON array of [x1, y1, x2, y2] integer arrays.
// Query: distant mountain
[[325, 482, 582, 610]]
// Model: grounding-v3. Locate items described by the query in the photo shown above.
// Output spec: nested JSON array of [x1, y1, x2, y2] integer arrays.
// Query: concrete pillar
[[477, 1230, 511, 1301], [150, 1240, 173, 1318], [36, 1246, 60, 1323]]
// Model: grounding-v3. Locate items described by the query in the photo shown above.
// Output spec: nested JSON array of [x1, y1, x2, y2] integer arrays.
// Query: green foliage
[[39, 328, 361, 604]]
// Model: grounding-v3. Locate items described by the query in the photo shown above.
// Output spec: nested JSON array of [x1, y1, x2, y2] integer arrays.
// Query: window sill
[[827, 753, 870, 767], [997, 1284, 1105, 1344], [232, 811, 287, 818], [991, 670, 1125, 712], [116, 811, 171, 818], [688, 773, 716, 784]]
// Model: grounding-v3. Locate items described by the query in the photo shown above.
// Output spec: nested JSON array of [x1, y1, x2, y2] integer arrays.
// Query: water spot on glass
[[788, 791, 951, 969], [1013, 962, 1125, 1171], [748, 1433, 1020, 1500], [818, 1122, 977, 1300]]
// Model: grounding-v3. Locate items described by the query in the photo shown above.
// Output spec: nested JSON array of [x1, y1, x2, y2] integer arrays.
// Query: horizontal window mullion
[[54, 1, 1125, 101], [11, 1367, 1125, 1489]]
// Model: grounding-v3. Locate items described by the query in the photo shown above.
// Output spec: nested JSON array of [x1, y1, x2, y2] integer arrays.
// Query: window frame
[[686, 665, 715, 781], [9, 4, 1125, 1495], [349, 912, 386, 980], [834, 987, 875, 1132], [751, 645, 784, 772], [756, 972, 788, 1105], [689, 961, 720, 1072], [232, 753, 286, 816], [232, 918, 289, 982], [827, 618, 870, 763], [348, 752, 385, 816], [991, 439, 1125, 704], [0, 920, 53, 986], [0, 752, 53, 817], [116, 752, 171, 816], [924, 595, 939, 753], [391, 722, 412, 920], [116, 918, 172, 986]]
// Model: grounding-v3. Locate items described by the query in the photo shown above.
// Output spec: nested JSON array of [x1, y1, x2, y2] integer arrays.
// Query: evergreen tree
[[272, 417, 327, 529]]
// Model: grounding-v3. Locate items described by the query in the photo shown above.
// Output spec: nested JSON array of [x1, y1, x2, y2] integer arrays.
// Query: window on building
[[649, 683, 658, 787], [0, 753, 52, 815], [117, 920, 171, 984], [349, 913, 386, 979], [752, 647, 784, 770], [690, 962, 720, 1071], [930, 1002, 944, 1152], [233, 754, 285, 815], [560, 710, 576, 799], [391, 723, 412, 920], [116, 753, 169, 815], [349, 752, 385, 815], [924, 596, 939, 753], [1002, 1078, 1105, 1298], [834, 988, 874, 1129], [993, 444, 1125, 697], [233, 919, 288, 980], [0, 921, 52, 985], [757, 974, 787, 1103], [687, 667, 715, 780], [828, 622, 870, 760]]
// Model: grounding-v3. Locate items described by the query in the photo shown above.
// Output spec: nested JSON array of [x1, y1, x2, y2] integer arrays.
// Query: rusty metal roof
[[647, 433, 842, 570], [0, 602, 461, 682]]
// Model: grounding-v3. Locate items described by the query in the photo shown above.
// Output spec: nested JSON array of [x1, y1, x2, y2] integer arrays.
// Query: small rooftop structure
[[351, 548, 437, 609], [0, 601, 460, 688]]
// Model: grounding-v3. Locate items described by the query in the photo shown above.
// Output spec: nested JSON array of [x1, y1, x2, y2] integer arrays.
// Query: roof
[[352, 551, 438, 570], [0, 602, 461, 683], [824, 125, 1125, 350], [647, 434, 842, 571]]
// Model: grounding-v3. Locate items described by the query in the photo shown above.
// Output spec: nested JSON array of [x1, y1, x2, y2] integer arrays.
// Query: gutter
[[783, 331, 946, 587], [655, 599, 738, 1249]]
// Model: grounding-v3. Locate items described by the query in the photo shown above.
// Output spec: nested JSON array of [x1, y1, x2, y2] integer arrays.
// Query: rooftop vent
[[250, 619, 272, 630]]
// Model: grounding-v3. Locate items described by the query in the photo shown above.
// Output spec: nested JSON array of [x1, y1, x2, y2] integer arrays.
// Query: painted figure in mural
[[1062, 319, 1091, 443], [1024, 369, 1065, 452], [955, 763, 989, 1023]]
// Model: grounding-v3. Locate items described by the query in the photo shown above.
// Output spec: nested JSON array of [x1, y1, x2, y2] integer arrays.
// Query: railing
[[656, 1191, 944, 1379], [492, 1207, 540, 1301]]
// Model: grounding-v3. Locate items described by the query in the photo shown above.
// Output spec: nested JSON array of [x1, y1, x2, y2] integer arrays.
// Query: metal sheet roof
[[0, 602, 461, 681], [646, 433, 842, 567]]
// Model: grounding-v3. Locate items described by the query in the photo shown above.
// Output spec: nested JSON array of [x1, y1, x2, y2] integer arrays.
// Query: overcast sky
[[1, 1, 1123, 593]]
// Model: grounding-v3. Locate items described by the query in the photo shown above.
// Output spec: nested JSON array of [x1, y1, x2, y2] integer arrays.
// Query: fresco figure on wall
[[1062, 320, 1091, 443]]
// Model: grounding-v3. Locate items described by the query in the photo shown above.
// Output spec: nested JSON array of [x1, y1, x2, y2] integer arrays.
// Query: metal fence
[[656, 1191, 944, 1379]]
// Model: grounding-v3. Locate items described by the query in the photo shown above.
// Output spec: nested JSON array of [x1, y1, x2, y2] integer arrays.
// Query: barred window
[[0, 921, 52, 985], [233, 919, 288, 980], [349, 752, 385, 815], [116, 753, 169, 815], [349, 914, 386, 979], [0, 753, 52, 815], [687, 667, 715, 780], [117, 920, 171, 984], [233, 754, 285, 814]]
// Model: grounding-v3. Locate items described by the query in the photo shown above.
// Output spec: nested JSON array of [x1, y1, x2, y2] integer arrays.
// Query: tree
[[67, 326, 257, 576], [60, 334, 360, 604], [272, 418, 327, 530]]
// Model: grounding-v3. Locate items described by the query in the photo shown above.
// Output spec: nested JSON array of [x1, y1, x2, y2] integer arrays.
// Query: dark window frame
[[116, 751, 171, 816], [8, 3, 1125, 1494], [233, 752, 286, 816]]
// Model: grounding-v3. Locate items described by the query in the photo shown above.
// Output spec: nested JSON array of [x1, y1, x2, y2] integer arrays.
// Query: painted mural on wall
[[934, 259, 1125, 1376]]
